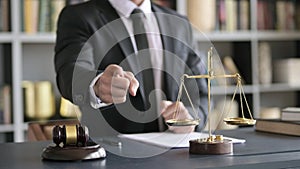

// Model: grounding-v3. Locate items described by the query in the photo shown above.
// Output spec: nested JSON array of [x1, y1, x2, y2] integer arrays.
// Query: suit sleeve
[[54, 6, 97, 105]]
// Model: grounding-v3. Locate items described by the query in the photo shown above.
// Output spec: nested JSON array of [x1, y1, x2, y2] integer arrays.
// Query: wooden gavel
[[52, 124, 89, 147]]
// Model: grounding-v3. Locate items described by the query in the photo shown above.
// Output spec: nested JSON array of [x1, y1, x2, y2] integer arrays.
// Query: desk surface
[[1, 128, 300, 169]]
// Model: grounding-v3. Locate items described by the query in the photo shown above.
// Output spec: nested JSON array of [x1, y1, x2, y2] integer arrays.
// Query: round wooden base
[[42, 141, 106, 161], [189, 139, 233, 155]]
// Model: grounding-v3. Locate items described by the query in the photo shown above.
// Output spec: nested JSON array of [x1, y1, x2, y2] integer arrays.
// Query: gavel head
[[52, 124, 89, 147]]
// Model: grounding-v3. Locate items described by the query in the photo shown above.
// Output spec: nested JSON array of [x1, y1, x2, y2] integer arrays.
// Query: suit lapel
[[94, 0, 147, 102], [95, 0, 142, 75]]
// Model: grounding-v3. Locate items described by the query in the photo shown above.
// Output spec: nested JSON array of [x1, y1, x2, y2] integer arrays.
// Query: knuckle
[[126, 71, 134, 78], [106, 64, 124, 76]]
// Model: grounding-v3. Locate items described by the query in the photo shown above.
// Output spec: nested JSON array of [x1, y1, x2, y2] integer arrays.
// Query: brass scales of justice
[[166, 47, 256, 154]]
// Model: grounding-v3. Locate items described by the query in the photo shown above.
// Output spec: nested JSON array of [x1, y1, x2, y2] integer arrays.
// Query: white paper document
[[119, 132, 245, 148]]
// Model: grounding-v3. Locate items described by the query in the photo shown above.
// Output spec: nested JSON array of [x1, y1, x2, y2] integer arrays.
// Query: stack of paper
[[119, 132, 245, 148]]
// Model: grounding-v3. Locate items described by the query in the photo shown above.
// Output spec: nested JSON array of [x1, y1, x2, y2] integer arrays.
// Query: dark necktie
[[131, 8, 155, 110]]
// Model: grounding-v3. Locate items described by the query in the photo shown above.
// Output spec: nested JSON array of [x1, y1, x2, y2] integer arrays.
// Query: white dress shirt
[[90, 0, 163, 109]]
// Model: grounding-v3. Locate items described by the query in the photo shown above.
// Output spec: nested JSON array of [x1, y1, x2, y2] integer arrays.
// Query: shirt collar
[[108, 0, 152, 18]]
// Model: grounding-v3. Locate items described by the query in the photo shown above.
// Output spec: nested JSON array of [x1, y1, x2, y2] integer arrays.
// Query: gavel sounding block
[[42, 139, 106, 161]]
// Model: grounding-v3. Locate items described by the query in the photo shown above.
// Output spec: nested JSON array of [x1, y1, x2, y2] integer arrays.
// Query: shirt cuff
[[89, 73, 111, 109]]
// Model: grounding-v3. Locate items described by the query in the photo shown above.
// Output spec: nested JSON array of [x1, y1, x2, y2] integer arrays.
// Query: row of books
[[256, 107, 300, 136], [22, 80, 81, 121], [220, 41, 300, 86], [257, 0, 300, 31], [187, 0, 300, 32], [187, 0, 250, 32], [259, 41, 300, 86], [0, 79, 81, 124], [22, 0, 88, 34], [22, 81, 56, 120]]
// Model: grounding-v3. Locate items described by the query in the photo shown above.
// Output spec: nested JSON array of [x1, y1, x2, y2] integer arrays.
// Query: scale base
[[189, 136, 233, 155]]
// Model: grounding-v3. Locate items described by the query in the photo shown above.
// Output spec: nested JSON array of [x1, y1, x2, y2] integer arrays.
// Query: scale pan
[[166, 119, 200, 126], [224, 117, 256, 126]]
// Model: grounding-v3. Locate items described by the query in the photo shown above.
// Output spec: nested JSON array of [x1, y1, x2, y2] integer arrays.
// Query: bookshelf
[[181, 0, 300, 120], [0, 0, 300, 142], [0, 0, 68, 142]]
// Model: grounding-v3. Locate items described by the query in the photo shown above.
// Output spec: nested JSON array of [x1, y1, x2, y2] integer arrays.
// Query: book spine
[[34, 81, 55, 120], [50, 0, 66, 32], [258, 42, 272, 85], [238, 0, 249, 30], [257, 0, 265, 30], [38, 0, 51, 32], [22, 81, 36, 119], [2, 85, 11, 124], [225, 0, 237, 31], [285, 0, 296, 30], [276, 0, 286, 30], [23, 0, 39, 33], [60, 97, 81, 118], [1, 0, 9, 32]]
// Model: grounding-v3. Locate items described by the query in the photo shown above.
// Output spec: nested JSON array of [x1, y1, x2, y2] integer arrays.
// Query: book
[[285, 0, 295, 30], [22, 81, 36, 119], [50, 0, 66, 32], [60, 97, 82, 119], [2, 85, 11, 124], [273, 58, 300, 85], [259, 107, 281, 120], [225, 0, 237, 31], [38, 0, 51, 32], [0, 85, 11, 124], [34, 81, 55, 120], [258, 42, 272, 85], [276, 0, 286, 30], [218, 0, 226, 31], [1, 0, 10, 32], [257, 0, 265, 30], [187, 0, 216, 32], [281, 107, 300, 121], [222, 56, 244, 84], [255, 119, 300, 136], [23, 0, 39, 33], [238, 0, 249, 30]]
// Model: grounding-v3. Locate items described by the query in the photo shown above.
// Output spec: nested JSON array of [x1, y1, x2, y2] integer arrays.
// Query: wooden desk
[[1, 128, 300, 169]]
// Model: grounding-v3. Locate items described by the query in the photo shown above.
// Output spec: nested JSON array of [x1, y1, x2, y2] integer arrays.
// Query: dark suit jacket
[[54, 0, 208, 134]]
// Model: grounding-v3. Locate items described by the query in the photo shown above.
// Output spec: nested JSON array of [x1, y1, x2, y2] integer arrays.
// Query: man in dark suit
[[54, 0, 208, 135]]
